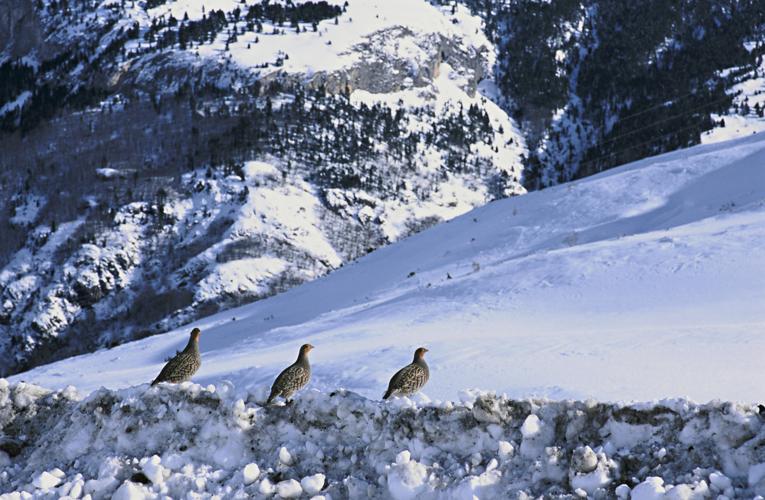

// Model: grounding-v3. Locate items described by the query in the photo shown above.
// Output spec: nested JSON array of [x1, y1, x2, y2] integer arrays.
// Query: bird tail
[[150, 378, 159, 386], [382, 389, 392, 400]]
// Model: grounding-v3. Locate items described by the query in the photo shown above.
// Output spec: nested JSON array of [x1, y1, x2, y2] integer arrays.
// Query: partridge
[[383, 347, 429, 399], [150, 328, 202, 386], [266, 343, 314, 404]]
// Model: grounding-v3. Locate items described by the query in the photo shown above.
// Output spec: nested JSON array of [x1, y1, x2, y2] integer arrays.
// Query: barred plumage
[[383, 347, 429, 399], [266, 344, 314, 404], [150, 328, 201, 386]]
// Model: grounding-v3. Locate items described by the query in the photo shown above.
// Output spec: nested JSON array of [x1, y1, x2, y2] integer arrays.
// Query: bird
[[150, 328, 202, 386], [383, 347, 429, 400], [266, 344, 314, 405]]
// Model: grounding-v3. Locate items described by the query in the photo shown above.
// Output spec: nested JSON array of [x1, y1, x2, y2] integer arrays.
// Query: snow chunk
[[33, 471, 62, 489], [453, 470, 502, 498], [498, 440, 514, 459], [750, 462, 765, 487], [301, 473, 326, 495], [84, 476, 118, 497], [140, 455, 165, 484], [709, 471, 732, 491], [279, 446, 294, 466], [388, 452, 429, 500], [664, 484, 695, 499], [631, 477, 666, 499], [571, 446, 598, 474], [521, 414, 541, 438], [259, 478, 275, 495], [569, 446, 614, 494], [615, 484, 631, 498], [112, 480, 150, 500], [570, 465, 611, 494], [243, 463, 260, 485], [276, 479, 303, 498]]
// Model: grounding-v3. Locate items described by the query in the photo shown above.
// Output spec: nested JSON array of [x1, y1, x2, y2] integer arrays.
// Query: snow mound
[[1, 381, 764, 498]]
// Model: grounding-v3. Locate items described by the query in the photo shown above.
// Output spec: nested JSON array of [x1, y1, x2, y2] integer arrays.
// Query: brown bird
[[383, 347, 429, 399], [266, 344, 314, 404], [151, 328, 202, 386]]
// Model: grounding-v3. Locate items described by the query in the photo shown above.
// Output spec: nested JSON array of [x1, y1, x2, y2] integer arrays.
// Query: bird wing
[[387, 364, 416, 391], [152, 353, 182, 384], [274, 364, 307, 391]]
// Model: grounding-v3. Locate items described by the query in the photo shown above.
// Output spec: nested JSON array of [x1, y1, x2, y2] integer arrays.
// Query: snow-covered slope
[[11, 132, 765, 404]]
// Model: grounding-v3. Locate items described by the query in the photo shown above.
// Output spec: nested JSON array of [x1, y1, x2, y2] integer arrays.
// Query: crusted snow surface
[[1, 381, 765, 498]]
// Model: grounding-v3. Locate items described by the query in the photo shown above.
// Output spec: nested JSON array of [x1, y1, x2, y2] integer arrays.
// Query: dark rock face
[[0, 0, 45, 58]]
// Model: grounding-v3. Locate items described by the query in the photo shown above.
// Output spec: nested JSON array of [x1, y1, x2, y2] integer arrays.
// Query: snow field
[[1, 380, 765, 498]]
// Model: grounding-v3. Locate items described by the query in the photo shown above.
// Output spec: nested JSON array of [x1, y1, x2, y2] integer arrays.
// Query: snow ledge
[[0, 380, 763, 498]]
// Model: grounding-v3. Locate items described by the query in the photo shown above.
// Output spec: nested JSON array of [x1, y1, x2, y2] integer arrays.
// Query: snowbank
[[1, 380, 764, 498]]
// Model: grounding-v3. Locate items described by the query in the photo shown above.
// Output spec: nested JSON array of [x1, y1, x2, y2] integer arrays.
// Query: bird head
[[414, 347, 428, 360], [190, 328, 201, 342], [300, 343, 314, 355]]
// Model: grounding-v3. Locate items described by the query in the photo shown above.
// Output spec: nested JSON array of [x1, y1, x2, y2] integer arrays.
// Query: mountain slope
[[11, 132, 765, 403], [0, 0, 526, 375], [456, 0, 765, 187], [2, 0, 764, 377]]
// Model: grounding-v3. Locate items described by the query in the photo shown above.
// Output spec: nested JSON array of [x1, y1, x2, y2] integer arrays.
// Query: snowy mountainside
[[0, 0, 495, 127], [454, 0, 765, 188], [0, 0, 526, 375], [12, 132, 765, 403], [703, 49, 765, 144]]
